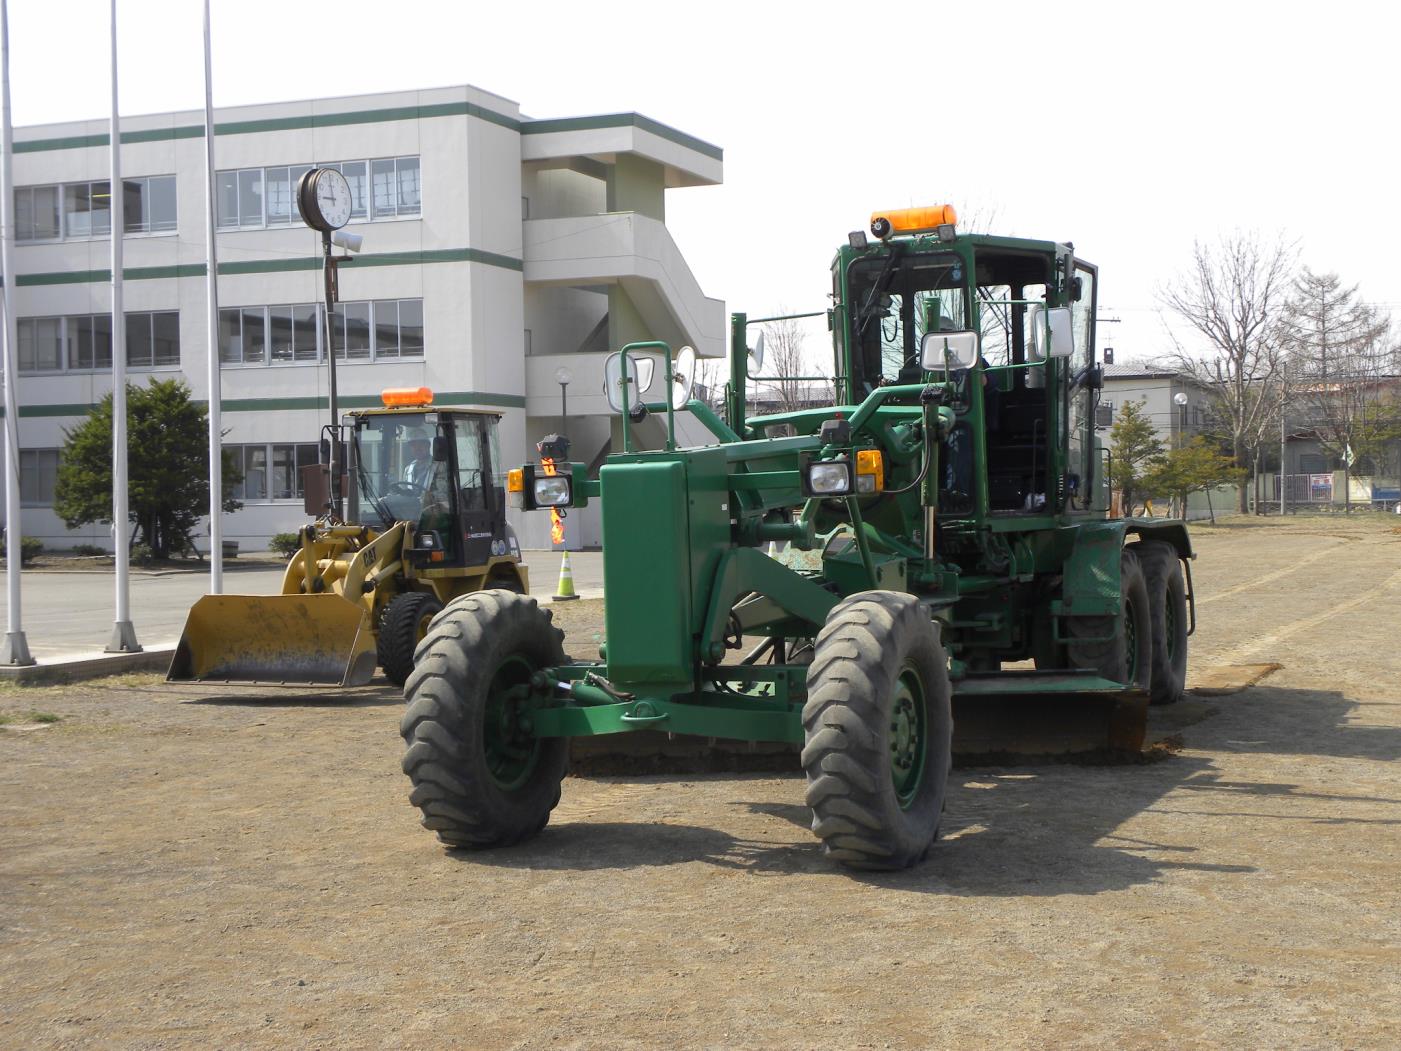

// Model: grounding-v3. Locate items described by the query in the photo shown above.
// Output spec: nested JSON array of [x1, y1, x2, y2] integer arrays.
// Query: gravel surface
[[2, 515, 1399, 1049]]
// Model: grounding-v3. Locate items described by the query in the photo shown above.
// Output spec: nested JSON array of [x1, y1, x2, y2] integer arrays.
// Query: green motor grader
[[400, 205, 1195, 870]]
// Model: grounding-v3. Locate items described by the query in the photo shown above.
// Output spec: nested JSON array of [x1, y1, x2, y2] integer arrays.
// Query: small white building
[[2, 84, 724, 552]]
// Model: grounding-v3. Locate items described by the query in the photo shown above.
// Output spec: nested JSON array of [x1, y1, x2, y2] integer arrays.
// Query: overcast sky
[[8, 0, 1399, 370]]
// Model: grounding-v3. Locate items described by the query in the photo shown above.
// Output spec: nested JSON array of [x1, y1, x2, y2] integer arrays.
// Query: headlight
[[533, 476, 572, 507], [804, 460, 852, 496]]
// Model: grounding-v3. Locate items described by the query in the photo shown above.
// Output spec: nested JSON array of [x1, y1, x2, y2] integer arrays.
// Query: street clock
[[296, 167, 352, 232]]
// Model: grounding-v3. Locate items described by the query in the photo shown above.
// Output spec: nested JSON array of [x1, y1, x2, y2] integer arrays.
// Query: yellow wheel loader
[[168, 388, 528, 687]]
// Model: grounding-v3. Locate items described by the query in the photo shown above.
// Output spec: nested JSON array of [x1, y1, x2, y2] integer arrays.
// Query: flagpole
[[202, 0, 222, 593], [106, 0, 138, 652], [0, 0, 32, 665]]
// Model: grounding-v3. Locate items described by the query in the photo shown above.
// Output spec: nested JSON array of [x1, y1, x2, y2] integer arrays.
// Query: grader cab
[[400, 207, 1196, 870], [169, 389, 526, 688]]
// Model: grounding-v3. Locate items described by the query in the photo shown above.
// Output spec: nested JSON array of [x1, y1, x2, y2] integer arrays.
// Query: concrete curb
[[0, 646, 174, 686]]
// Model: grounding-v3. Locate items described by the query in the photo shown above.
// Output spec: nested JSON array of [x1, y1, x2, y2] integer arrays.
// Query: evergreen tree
[[1141, 436, 1246, 524], [1108, 399, 1165, 515], [54, 378, 242, 559]]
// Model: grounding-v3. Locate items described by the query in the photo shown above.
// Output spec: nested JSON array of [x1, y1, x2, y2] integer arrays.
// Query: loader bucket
[[167, 593, 378, 686]]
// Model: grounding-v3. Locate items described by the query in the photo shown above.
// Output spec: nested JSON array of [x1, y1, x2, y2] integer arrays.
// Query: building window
[[14, 185, 60, 241], [215, 155, 419, 229], [19, 449, 60, 506], [225, 442, 319, 501], [219, 300, 422, 366], [217, 167, 265, 228], [71, 314, 114, 370], [16, 176, 175, 241], [122, 175, 177, 233], [63, 181, 111, 238], [17, 311, 178, 373], [1178, 404, 1189, 430], [126, 311, 181, 368], [17, 317, 63, 372]]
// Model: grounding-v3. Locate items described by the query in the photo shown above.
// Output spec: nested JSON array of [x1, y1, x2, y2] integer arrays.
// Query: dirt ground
[[3, 515, 1400, 1049]]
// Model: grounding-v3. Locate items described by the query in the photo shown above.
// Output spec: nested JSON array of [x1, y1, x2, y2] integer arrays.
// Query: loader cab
[[348, 400, 509, 569]]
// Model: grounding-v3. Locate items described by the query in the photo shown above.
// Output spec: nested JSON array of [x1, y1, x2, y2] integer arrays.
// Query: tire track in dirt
[[1195, 537, 1348, 607], [1213, 557, 1401, 665]]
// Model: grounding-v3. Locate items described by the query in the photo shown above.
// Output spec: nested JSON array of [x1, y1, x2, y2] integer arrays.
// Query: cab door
[[451, 414, 496, 568], [1066, 261, 1098, 510]]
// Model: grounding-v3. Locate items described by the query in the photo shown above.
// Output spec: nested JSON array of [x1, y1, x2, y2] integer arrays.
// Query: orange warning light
[[869, 204, 958, 240]]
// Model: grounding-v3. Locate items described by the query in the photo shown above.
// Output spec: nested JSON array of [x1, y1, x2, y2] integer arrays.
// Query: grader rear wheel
[[1136, 540, 1189, 705], [801, 591, 953, 871], [400, 590, 568, 849], [1066, 547, 1153, 692]]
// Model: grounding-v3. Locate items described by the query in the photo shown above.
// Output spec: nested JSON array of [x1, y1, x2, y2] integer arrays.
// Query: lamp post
[[555, 365, 572, 425], [1172, 391, 1189, 518]]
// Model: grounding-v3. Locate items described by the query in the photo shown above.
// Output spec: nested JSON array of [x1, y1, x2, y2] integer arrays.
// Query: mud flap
[[167, 594, 378, 686]]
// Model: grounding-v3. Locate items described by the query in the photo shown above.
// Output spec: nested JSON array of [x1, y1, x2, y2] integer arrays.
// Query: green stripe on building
[[12, 247, 521, 286], [521, 113, 723, 162], [14, 100, 521, 154], [1, 390, 527, 419]]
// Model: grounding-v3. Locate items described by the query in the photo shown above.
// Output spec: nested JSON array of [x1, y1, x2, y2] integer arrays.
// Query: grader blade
[[951, 673, 1151, 758], [167, 594, 378, 686]]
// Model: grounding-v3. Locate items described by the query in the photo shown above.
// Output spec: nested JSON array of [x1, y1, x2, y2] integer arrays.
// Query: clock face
[[312, 168, 352, 230]]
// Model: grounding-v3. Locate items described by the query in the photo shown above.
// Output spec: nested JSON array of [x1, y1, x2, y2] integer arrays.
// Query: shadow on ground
[[175, 684, 402, 709], [455, 684, 1398, 893]]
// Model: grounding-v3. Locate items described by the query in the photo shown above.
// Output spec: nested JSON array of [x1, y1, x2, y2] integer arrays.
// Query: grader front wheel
[[801, 591, 953, 871], [400, 591, 568, 849]]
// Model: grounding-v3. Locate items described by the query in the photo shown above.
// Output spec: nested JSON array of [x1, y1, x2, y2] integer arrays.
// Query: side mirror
[[749, 331, 765, 373], [671, 345, 697, 410], [1027, 305, 1076, 360], [431, 436, 449, 462], [603, 352, 653, 414], [1046, 306, 1074, 359], [919, 329, 980, 371]]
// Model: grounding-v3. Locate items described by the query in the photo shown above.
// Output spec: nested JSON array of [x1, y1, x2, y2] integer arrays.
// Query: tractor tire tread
[[801, 591, 952, 872], [379, 591, 445, 688], [400, 591, 569, 850]]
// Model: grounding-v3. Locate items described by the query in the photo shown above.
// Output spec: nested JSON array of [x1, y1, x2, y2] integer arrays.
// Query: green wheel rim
[[483, 654, 542, 791], [890, 665, 927, 809]]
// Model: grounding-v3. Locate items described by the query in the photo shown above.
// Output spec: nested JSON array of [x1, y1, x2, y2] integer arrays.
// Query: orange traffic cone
[[553, 549, 579, 601]]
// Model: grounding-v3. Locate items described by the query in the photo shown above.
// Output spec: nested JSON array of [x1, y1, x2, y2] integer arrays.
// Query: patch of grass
[[0, 709, 61, 727]]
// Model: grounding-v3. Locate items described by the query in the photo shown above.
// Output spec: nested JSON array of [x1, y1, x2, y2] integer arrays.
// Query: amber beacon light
[[869, 204, 958, 240], [381, 386, 434, 408]]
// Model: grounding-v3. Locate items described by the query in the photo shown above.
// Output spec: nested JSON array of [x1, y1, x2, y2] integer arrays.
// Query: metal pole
[[321, 231, 342, 520], [560, 381, 567, 423], [0, 0, 31, 665], [201, 0, 222, 593], [1280, 406, 1286, 516], [105, 0, 138, 652]]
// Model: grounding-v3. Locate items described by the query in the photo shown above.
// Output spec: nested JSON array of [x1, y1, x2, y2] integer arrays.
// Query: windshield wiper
[[855, 243, 906, 339]]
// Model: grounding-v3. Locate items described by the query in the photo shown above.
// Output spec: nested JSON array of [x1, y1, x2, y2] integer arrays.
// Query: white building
[[3, 84, 724, 552]]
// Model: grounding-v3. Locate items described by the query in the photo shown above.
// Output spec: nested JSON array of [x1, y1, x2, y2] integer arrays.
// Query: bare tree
[[691, 354, 727, 412], [1157, 232, 1297, 512], [760, 315, 811, 413], [757, 312, 833, 414], [1281, 269, 1395, 511]]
